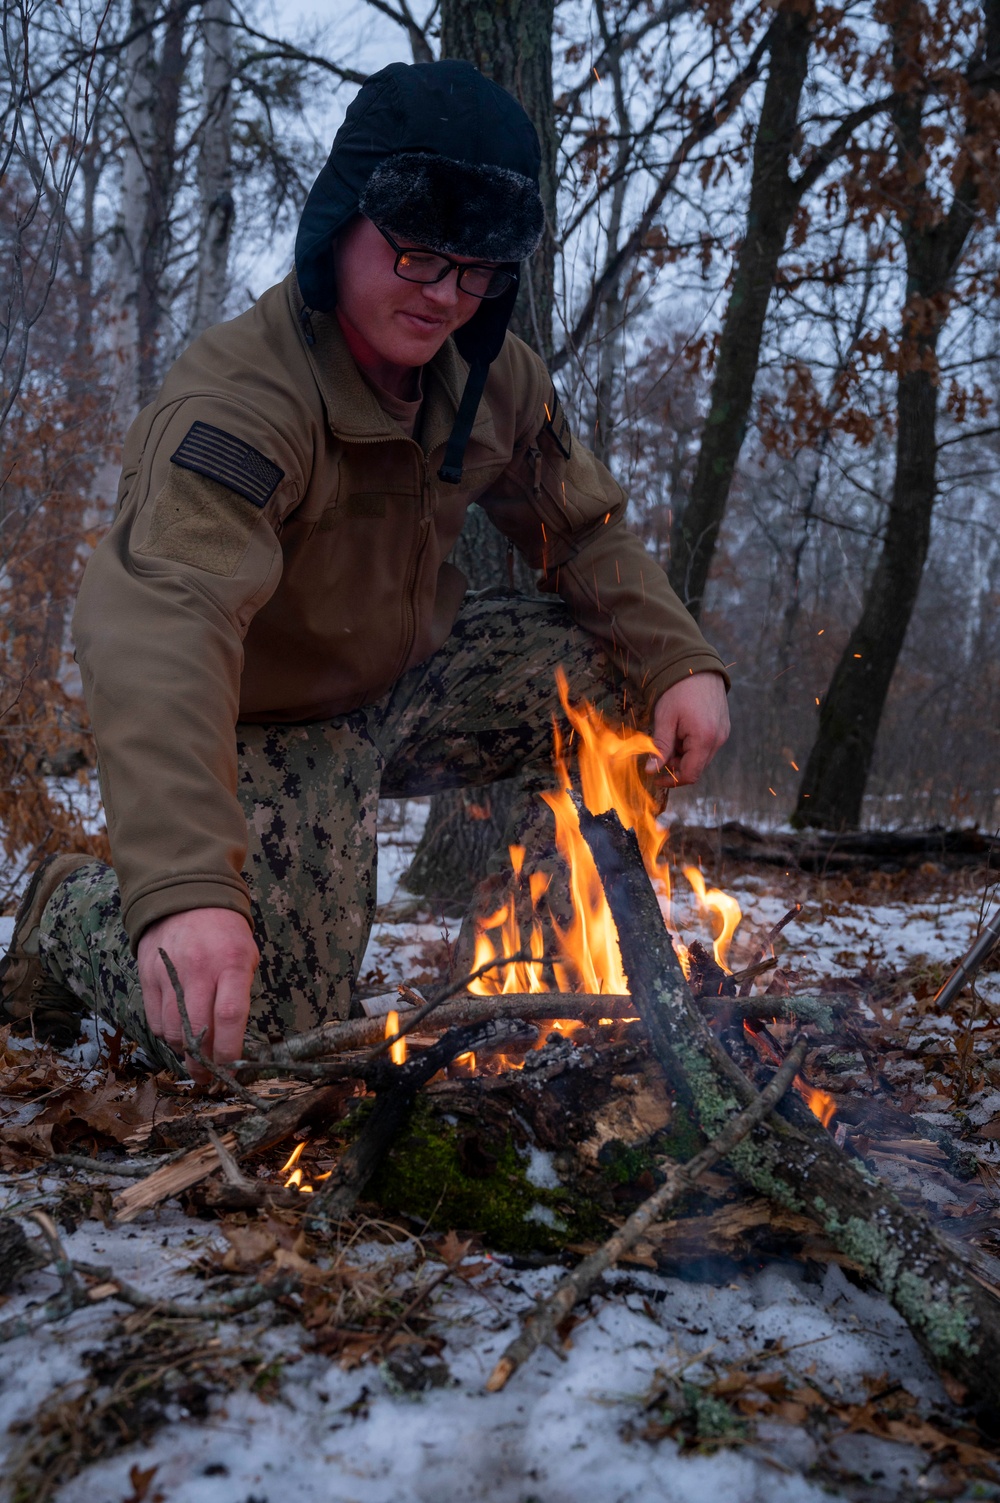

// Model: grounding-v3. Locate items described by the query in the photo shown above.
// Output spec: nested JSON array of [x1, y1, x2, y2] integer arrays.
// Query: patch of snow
[[522, 1146, 562, 1189], [0, 1209, 953, 1503]]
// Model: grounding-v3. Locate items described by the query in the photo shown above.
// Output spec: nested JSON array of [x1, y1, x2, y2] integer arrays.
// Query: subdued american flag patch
[[170, 421, 284, 508]]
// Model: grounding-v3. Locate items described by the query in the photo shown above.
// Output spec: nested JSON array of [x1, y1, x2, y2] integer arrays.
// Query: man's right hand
[[136, 908, 259, 1076]]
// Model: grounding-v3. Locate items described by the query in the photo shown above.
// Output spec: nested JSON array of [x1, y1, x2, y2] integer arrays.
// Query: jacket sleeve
[[73, 395, 303, 950], [479, 344, 729, 717]]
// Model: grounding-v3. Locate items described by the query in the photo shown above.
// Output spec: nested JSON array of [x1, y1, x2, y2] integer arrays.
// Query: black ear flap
[[438, 359, 490, 485]]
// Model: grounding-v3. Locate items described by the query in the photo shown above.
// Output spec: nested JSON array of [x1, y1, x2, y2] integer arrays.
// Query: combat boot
[[0, 853, 93, 1045]]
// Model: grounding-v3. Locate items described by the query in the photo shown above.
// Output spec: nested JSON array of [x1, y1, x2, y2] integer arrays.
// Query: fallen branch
[[236, 990, 853, 1079], [486, 1036, 808, 1392], [47, 1153, 170, 1179], [239, 993, 634, 1065], [305, 1018, 537, 1231], [71, 1259, 300, 1320], [0, 1212, 92, 1344], [578, 805, 1000, 1412]]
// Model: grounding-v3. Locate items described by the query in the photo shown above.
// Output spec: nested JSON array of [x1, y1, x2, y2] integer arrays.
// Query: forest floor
[[1, 799, 1000, 1503]]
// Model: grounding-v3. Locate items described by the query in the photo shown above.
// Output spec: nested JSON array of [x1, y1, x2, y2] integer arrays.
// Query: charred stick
[[304, 1019, 536, 1232], [367, 950, 559, 1062], [190, 1182, 315, 1212], [486, 1037, 808, 1393], [737, 904, 803, 997], [245, 952, 558, 1066], [729, 956, 778, 991], [577, 804, 1000, 1413]]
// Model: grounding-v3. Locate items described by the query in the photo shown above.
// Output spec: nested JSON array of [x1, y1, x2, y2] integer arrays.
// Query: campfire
[[87, 672, 1000, 1418], [405, 668, 837, 1131]]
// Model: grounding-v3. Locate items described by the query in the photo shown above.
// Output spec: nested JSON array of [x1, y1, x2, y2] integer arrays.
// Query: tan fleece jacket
[[73, 272, 727, 948]]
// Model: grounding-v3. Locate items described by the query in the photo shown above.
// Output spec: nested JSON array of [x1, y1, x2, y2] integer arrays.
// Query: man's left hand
[[648, 672, 730, 787]]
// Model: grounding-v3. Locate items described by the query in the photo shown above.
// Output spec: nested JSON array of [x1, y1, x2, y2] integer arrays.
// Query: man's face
[[333, 216, 491, 370]]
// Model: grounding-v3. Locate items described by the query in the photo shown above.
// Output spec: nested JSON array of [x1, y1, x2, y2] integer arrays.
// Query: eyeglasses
[[374, 224, 517, 300]]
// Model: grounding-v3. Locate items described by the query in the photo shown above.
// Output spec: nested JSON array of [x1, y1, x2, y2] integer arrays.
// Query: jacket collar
[[288, 272, 501, 464]]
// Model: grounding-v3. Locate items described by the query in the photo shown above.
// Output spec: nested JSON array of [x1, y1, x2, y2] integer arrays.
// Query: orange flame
[[465, 670, 743, 1067], [681, 866, 742, 973], [385, 1010, 408, 1066], [797, 1080, 837, 1129]]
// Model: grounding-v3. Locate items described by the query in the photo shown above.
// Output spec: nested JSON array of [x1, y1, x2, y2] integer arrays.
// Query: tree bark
[[112, 0, 190, 420], [191, 0, 234, 338], [439, 0, 557, 361], [579, 804, 1000, 1413], [794, 1, 991, 830], [668, 2, 814, 617], [111, 0, 158, 424], [402, 3, 557, 907]]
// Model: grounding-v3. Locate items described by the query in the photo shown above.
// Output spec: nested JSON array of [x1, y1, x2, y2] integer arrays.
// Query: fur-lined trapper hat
[[295, 60, 545, 483]]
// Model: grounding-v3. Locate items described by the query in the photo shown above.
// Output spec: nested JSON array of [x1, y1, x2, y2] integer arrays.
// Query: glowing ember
[[385, 1009, 408, 1066], [681, 866, 742, 973]]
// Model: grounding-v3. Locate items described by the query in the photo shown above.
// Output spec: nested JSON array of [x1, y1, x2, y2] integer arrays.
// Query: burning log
[[577, 804, 1000, 1414], [485, 1036, 808, 1391]]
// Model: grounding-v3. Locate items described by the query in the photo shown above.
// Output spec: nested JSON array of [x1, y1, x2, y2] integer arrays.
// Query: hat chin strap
[[437, 356, 490, 485]]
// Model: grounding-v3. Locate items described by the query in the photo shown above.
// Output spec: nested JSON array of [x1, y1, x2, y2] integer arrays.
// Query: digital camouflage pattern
[[39, 592, 625, 1069]]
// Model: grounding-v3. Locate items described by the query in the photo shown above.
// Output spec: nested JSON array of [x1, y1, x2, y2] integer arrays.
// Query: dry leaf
[[125, 1462, 163, 1503], [220, 1223, 278, 1271]]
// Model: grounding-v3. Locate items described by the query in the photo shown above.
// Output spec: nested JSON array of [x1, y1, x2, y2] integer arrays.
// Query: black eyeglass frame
[[374, 224, 518, 301]]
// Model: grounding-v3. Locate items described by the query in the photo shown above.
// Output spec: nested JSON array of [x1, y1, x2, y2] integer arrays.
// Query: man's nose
[[421, 270, 462, 308]]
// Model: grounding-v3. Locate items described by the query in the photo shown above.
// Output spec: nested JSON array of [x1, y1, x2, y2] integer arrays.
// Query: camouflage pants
[[39, 592, 625, 1071]]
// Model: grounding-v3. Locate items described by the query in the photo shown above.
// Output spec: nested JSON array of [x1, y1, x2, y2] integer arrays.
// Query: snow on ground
[[0, 1203, 954, 1503], [3, 799, 1000, 1500]]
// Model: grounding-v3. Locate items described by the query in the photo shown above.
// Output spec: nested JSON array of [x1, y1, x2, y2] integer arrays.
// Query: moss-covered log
[[579, 805, 1000, 1415]]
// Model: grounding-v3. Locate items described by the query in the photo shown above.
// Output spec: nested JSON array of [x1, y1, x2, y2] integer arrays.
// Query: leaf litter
[[1, 828, 1000, 1500]]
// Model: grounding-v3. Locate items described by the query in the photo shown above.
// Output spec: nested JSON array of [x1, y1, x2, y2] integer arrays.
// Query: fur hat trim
[[360, 152, 543, 262]]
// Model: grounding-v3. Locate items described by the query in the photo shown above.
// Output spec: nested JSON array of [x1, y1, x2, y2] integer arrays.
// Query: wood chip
[[112, 1134, 238, 1223]]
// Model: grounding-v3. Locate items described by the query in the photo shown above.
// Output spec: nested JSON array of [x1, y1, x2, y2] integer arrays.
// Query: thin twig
[[485, 1037, 808, 1392], [158, 947, 272, 1110], [365, 951, 560, 1063], [47, 1153, 169, 1179], [69, 1260, 301, 1320], [738, 905, 803, 996]]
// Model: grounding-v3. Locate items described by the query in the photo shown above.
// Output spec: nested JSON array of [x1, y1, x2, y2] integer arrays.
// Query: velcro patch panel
[[170, 421, 284, 508]]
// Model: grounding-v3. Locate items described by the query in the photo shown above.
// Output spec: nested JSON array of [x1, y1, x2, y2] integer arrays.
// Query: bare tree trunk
[[403, 0, 558, 907], [439, 0, 556, 361], [111, 0, 158, 424], [668, 2, 815, 618], [136, 3, 185, 405], [793, 2, 993, 830], [191, 0, 234, 338]]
